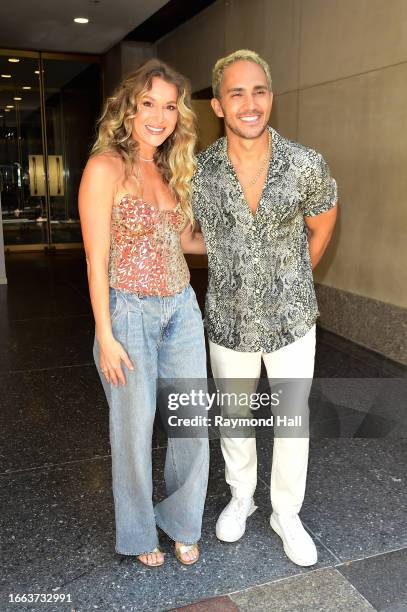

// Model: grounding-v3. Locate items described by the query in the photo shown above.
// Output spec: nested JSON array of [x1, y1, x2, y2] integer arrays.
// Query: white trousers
[[209, 325, 316, 515]]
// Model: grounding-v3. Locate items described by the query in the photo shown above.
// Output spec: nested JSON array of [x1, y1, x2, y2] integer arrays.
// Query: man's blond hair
[[212, 49, 272, 99]]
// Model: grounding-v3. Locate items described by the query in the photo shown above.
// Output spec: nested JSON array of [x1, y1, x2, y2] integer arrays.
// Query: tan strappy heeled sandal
[[174, 542, 199, 565], [137, 547, 165, 567]]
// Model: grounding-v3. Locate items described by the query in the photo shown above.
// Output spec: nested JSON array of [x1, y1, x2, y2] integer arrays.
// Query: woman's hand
[[98, 335, 134, 386]]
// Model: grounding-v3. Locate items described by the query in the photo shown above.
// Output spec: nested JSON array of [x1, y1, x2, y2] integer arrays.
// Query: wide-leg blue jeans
[[94, 284, 209, 555]]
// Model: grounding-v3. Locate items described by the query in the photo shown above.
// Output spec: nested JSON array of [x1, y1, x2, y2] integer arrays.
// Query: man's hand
[[180, 222, 207, 254]]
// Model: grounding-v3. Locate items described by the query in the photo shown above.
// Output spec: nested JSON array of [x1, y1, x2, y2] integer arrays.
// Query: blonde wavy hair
[[91, 58, 197, 225]]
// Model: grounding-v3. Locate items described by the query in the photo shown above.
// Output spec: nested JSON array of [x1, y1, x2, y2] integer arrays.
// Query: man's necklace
[[229, 130, 271, 189]]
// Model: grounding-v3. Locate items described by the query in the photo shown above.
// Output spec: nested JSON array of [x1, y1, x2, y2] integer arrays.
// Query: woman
[[79, 59, 209, 567]]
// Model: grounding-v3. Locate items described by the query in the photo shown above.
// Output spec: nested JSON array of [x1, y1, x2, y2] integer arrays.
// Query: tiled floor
[[0, 252, 406, 612]]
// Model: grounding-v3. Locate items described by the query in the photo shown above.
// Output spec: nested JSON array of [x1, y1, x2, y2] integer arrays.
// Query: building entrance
[[0, 49, 101, 250]]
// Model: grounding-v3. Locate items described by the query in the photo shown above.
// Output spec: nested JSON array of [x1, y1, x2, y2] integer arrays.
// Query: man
[[192, 49, 338, 567]]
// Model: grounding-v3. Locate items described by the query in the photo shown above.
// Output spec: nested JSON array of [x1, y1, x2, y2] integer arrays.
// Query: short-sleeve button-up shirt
[[192, 126, 338, 353]]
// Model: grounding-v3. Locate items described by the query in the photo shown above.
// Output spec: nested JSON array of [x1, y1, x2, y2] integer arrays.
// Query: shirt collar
[[216, 125, 284, 172]]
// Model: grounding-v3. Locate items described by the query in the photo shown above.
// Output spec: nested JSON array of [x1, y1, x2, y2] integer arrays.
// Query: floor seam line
[[257, 474, 343, 564], [0, 454, 111, 476], [0, 363, 95, 375], [6, 313, 91, 323], [228, 567, 379, 610], [300, 521, 343, 564], [333, 571, 378, 610], [334, 543, 407, 566], [64, 278, 91, 303], [228, 566, 334, 597], [52, 559, 113, 591]]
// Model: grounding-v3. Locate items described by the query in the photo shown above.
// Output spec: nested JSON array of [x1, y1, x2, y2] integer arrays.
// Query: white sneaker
[[270, 512, 318, 566], [216, 496, 257, 542]]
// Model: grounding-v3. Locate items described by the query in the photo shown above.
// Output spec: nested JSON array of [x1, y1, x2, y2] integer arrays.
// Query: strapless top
[[108, 194, 190, 296]]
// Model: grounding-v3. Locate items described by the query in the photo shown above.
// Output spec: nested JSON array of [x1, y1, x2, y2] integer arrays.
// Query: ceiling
[[125, 0, 216, 42], [0, 0, 168, 55]]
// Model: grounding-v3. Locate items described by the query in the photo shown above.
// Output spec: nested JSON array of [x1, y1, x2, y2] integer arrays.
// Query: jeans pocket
[[109, 288, 123, 323], [188, 287, 203, 319]]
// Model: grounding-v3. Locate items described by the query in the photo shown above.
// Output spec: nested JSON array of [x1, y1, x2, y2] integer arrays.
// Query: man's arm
[[304, 203, 338, 269]]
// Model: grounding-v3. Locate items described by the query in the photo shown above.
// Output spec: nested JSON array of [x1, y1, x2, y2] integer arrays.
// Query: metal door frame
[[0, 48, 101, 252]]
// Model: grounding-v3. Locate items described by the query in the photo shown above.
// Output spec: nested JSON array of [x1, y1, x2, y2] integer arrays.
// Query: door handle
[[32, 156, 38, 194], [56, 156, 61, 195]]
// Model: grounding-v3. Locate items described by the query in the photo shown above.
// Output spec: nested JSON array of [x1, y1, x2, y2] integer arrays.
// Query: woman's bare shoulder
[[85, 151, 124, 180]]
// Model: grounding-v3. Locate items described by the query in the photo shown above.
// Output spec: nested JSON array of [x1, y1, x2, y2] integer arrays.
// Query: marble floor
[[0, 252, 406, 612]]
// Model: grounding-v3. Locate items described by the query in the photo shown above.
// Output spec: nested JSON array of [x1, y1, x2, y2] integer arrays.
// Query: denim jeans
[[94, 284, 209, 555]]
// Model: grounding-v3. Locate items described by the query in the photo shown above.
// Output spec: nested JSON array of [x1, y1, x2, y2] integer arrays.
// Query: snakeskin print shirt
[[108, 195, 190, 296], [192, 126, 338, 352]]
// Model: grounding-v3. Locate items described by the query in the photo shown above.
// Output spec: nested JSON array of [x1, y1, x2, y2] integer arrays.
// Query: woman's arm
[[180, 221, 207, 254], [79, 155, 133, 385]]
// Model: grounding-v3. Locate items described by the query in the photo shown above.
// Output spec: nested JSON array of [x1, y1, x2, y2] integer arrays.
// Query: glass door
[[42, 54, 101, 246], [0, 49, 101, 249], [0, 51, 47, 246]]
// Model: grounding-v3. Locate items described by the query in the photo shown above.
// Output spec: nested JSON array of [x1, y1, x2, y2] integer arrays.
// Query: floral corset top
[[108, 194, 190, 296]]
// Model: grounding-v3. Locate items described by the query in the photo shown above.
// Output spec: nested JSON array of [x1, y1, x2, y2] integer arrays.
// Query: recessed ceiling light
[[14, 97, 22, 101], [22, 86, 31, 90], [6, 105, 14, 108], [1, 74, 12, 78], [74, 17, 89, 24], [8, 58, 20, 63]]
